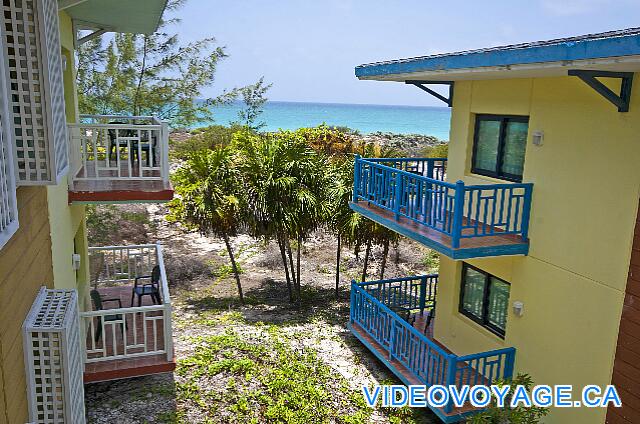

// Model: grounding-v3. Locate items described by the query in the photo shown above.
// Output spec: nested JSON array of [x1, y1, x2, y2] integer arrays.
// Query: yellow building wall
[[0, 11, 87, 423], [45, 11, 89, 301], [0, 187, 54, 424], [434, 75, 640, 423]]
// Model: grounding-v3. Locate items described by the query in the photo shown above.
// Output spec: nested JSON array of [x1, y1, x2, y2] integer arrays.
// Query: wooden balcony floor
[[351, 201, 528, 259], [69, 162, 173, 203], [83, 286, 175, 384], [349, 313, 485, 423]]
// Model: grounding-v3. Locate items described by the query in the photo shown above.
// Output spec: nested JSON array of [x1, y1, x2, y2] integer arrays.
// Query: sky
[[172, 0, 640, 107]]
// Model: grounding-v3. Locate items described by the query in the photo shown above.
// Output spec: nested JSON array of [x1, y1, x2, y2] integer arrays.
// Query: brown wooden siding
[[607, 203, 640, 424], [0, 187, 54, 424]]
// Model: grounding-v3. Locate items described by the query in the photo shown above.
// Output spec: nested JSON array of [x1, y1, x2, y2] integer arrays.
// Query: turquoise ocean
[[205, 101, 451, 140]]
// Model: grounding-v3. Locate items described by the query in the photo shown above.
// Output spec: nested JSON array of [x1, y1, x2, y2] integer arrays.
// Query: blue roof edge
[[355, 31, 640, 78]]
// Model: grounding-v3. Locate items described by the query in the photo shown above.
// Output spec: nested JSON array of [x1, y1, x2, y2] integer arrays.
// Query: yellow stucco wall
[[434, 75, 640, 423], [46, 11, 89, 299]]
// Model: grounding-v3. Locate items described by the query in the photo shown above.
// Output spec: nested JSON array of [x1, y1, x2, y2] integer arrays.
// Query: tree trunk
[[296, 236, 302, 301], [285, 238, 297, 303], [223, 233, 244, 304], [380, 238, 390, 280], [277, 234, 293, 303], [354, 241, 361, 260], [133, 36, 148, 116], [394, 245, 400, 265], [335, 236, 341, 298], [362, 238, 372, 282]]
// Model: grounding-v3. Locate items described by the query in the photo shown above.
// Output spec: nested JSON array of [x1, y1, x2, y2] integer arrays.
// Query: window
[[459, 263, 510, 338], [472, 115, 529, 182]]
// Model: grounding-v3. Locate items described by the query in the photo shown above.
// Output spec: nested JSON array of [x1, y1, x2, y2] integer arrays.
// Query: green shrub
[[85, 205, 118, 245], [467, 374, 549, 424], [421, 143, 448, 159], [422, 249, 440, 272], [170, 124, 246, 160], [85, 205, 153, 246]]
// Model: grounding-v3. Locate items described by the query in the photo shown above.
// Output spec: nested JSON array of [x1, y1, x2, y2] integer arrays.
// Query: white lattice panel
[[0, 18, 17, 249], [2, 0, 68, 185], [24, 287, 86, 424]]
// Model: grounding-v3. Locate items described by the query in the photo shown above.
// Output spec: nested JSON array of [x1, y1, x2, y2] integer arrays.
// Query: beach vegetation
[[421, 142, 449, 159], [170, 124, 246, 160], [168, 146, 247, 303], [234, 77, 272, 131], [169, 124, 407, 302], [467, 374, 549, 424]]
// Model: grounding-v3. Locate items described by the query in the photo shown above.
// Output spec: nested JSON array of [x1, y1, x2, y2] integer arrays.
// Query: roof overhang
[[59, 0, 168, 36], [356, 29, 640, 82], [358, 56, 640, 82]]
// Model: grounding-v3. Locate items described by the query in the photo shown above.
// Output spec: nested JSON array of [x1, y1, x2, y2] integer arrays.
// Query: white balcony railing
[[68, 115, 170, 190], [81, 243, 173, 364]]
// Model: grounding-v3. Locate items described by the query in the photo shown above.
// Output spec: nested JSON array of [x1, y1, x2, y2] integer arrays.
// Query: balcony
[[81, 244, 175, 383], [351, 157, 533, 259], [349, 276, 516, 423], [67, 115, 173, 203]]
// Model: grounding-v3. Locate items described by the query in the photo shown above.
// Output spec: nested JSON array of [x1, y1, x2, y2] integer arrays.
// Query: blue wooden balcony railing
[[363, 157, 447, 181], [350, 277, 516, 421], [357, 274, 438, 315], [352, 156, 533, 252]]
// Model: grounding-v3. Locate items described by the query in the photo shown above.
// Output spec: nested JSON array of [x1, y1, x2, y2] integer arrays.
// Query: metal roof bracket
[[568, 70, 633, 112], [405, 80, 454, 107]]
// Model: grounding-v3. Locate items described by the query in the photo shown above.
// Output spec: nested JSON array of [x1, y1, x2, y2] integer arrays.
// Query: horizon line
[[205, 99, 450, 109]]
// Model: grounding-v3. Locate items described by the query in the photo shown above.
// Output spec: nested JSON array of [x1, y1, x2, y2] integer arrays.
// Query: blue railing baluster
[[444, 354, 457, 414], [504, 348, 516, 379], [419, 276, 427, 315], [352, 157, 534, 251], [393, 171, 402, 220], [353, 155, 361, 203], [351, 276, 516, 407], [520, 184, 533, 241], [451, 180, 465, 249], [389, 320, 396, 360]]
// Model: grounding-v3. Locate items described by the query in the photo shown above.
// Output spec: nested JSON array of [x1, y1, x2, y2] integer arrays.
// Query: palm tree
[[329, 157, 363, 295], [235, 131, 293, 301], [168, 146, 246, 303], [299, 126, 365, 296], [330, 142, 403, 283], [238, 130, 329, 303]]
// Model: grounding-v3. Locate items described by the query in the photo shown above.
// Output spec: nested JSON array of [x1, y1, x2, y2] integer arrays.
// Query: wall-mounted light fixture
[[532, 130, 544, 146], [512, 301, 524, 317], [71, 253, 81, 270]]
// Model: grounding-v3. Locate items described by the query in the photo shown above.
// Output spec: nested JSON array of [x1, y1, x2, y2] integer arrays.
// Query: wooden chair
[[137, 131, 159, 167], [90, 289, 126, 343], [389, 305, 417, 326], [131, 265, 162, 306], [107, 121, 137, 163], [423, 307, 435, 336]]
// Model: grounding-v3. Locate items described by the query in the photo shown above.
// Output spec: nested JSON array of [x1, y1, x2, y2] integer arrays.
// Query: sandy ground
[[84, 204, 439, 423]]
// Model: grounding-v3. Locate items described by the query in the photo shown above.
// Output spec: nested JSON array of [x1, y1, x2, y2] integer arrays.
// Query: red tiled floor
[[83, 286, 175, 383], [84, 354, 175, 384]]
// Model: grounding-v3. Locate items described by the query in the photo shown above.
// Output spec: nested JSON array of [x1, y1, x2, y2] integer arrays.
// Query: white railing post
[[161, 121, 170, 183], [156, 243, 173, 361], [68, 115, 168, 187]]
